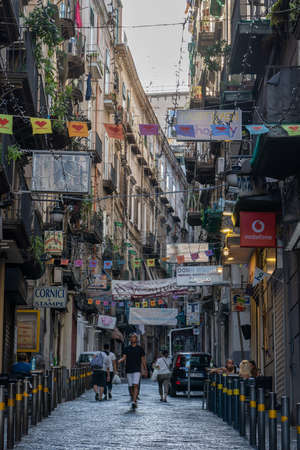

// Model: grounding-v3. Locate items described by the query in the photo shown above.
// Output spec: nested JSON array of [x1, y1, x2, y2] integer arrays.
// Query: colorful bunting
[[60, 259, 69, 266], [150, 300, 156, 307], [74, 259, 83, 267], [161, 257, 170, 262], [89, 259, 97, 268], [95, 300, 101, 305], [0, 114, 13, 134], [205, 250, 214, 257], [210, 124, 230, 137], [114, 221, 123, 227], [158, 299, 164, 305], [245, 124, 269, 135], [139, 124, 159, 136], [87, 298, 93, 305], [191, 252, 199, 261], [134, 259, 141, 268], [104, 123, 124, 140], [147, 258, 155, 267], [30, 117, 52, 135], [142, 301, 148, 308], [103, 301, 109, 306], [176, 255, 185, 264], [104, 260, 112, 269], [135, 302, 140, 308], [129, 250, 136, 255], [175, 124, 195, 137], [75, 0, 82, 28], [282, 124, 300, 136], [68, 121, 89, 137]]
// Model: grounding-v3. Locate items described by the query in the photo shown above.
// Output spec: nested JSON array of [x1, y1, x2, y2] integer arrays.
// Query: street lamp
[[50, 203, 64, 227]]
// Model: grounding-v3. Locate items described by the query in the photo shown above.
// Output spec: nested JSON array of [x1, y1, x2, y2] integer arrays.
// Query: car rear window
[[79, 354, 94, 363], [176, 354, 210, 369]]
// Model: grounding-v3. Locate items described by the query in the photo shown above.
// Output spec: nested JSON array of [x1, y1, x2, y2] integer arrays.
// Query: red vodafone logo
[[240, 212, 276, 248], [252, 219, 265, 233]]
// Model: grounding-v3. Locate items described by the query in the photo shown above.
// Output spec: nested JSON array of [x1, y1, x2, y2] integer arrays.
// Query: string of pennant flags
[[0, 114, 162, 139], [86, 297, 169, 308]]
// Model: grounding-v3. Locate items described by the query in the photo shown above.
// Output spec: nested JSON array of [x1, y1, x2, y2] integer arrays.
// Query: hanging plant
[[203, 40, 231, 72], [7, 145, 22, 164], [30, 235, 44, 264]]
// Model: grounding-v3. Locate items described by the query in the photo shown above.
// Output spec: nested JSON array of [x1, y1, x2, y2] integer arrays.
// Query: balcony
[[60, 18, 75, 40], [86, 50, 103, 80], [82, 212, 103, 244], [93, 132, 103, 163], [222, 90, 254, 125], [66, 32, 85, 79], [104, 93, 115, 112], [0, 0, 19, 45], [230, 3, 271, 75], [185, 156, 215, 184], [103, 162, 116, 193], [1, 32, 38, 115], [142, 232, 155, 255]]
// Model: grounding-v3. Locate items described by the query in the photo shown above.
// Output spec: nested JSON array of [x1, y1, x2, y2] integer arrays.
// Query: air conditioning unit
[[216, 157, 225, 174]]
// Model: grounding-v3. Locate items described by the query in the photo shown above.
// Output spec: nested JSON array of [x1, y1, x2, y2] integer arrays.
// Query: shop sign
[[240, 212, 276, 248], [16, 310, 40, 353], [231, 289, 251, 312], [176, 265, 223, 286], [44, 231, 63, 254], [33, 286, 67, 308]]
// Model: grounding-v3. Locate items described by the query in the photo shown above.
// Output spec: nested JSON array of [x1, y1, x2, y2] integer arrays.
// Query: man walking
[[104, 343, 117, 400], [118, 333, 147, 409], [91, 350, 110, 401]]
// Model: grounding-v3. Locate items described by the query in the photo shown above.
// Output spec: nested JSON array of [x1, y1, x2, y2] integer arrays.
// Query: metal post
[[249, 380, 257, 447], [222, 375, 227, 421], [23, 378, 30, 435], [0, 386, 5, 450], [217, 374, 223, 417], [296, 402, 300, 450], [15, 380, 23, 442], [37, 373, 43, 422], [281, 396, 290, 450], [7, 383, 15, 450], [239, 380, 246, 437], [233, 377, 239, 430], [43, 374, 49, 417], [257, 388, 265, 450], [187, 366, 191, 399], [227, 377, 232, 425], [32, 374, 38, 425], [213, 373, 217, 413], [269, 392, 277, 450]]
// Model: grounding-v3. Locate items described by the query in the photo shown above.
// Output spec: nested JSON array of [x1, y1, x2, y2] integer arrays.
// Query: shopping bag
[[112, 374, 121, 384], [151, 369, 158, 382]]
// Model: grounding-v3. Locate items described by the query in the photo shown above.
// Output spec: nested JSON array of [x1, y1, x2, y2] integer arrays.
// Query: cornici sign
[[33, 286, 67, 308]]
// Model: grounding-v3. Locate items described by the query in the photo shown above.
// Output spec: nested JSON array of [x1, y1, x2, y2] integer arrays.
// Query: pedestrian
[[91, 351, 110, 401], [118, 333, 147, 410], [11, 353, 31, 377], [155, 350, 171, 402], [104, 343, 117, 400], [249, 360, 260, 378], [239, 360, 252, 379], [209, 358, 236, 375]]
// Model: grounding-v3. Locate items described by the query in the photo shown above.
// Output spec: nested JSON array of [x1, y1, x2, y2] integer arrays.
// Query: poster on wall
[[231, 290, 251, 312], [16, 310, 40, 353], [44, 231, 63, 255]]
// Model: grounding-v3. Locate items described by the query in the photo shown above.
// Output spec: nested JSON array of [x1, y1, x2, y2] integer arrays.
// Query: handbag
[[151, 368, 158, 382], [112, 374, 121, 384]]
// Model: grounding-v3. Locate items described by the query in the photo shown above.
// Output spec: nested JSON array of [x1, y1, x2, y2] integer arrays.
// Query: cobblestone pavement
[[15, 380, 253, 450]]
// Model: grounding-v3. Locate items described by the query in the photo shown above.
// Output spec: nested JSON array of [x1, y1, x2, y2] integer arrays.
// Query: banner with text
[[129, 308, 178, 326]]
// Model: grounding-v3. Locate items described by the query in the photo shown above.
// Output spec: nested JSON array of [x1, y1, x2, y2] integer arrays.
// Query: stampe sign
[[240, 212, 276, 248]]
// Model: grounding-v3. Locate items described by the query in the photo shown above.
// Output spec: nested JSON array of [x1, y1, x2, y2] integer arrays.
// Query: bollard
[[249, 380, 257, 447], [296, 402, 300, 450], [257, 388, 265, 450], [32, 374, 38, 425], [217, 374, 223, 417], [15, 380, 23, 442], [281, 396, 290, 450], [0, 386, 5, 450], [222, 375, 227, 422], [233, 377, 239, 430], [54, 368, 57, 408], [37, 373, 43, 422], [43, 374, 49, 417], [212, 373, 217, 413], [269, 392, 277, 450], [227, 377, 233, 425], [23, 378, 30, 435], [7, 383, 15, 450], [239, 380, 246, 437]]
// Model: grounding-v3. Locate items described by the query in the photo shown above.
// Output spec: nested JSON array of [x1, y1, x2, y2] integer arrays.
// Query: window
[[148, 136, 154, 156], [114, 7, 119, 44], [127, 90, 131, 110], [90, 7, 94, 26], [104, 132, 109, 162], [104, 49, 110, 94], [122, 82, 126, 100], [167, 109, 177, 138]]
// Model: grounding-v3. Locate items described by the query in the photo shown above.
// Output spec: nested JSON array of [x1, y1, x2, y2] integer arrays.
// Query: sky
[[121, 0, 189, 93]]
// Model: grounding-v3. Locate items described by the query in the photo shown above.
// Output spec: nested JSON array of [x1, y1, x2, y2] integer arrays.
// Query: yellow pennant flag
[[147, 258, 155, 267], [150, 300, 156, 307], [161, 257, 170, 262], [135, 302, 140, 308], [30, 117, 52, 135], [68, 121, 89, 137], [142, 301, 148, 308], [87, 298, 93, 305]]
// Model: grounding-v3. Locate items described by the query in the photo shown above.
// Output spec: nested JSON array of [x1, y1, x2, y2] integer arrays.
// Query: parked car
[[170, 352, 211, 396], [77, 351, 99, 365]]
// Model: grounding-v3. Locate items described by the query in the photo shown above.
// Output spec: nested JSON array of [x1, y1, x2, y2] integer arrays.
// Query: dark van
[[170, 352, 211, 396]]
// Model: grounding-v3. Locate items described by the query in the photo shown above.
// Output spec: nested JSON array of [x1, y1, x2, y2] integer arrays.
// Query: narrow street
[[14, 381, 251, 450]]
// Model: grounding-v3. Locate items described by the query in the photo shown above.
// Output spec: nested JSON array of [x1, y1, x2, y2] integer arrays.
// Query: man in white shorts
[[118, 333, 147, 409]]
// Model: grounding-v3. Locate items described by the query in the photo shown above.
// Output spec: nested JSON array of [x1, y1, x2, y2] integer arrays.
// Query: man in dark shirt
[[119, 333, 147, 409], [11, 353, 31, 376]]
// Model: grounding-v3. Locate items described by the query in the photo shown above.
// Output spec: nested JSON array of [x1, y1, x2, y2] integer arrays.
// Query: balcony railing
[[0, 0, 19, 45], [103, 162, 116, 193], [67, 32, 85, 79]]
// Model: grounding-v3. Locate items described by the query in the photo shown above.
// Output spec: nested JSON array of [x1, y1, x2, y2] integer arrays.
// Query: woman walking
[[155, 350, 171, 402]]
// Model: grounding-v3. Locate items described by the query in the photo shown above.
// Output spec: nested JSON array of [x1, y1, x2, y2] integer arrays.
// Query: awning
[[251, 125, 300, 179], [111, 327, 124, 342], [232, 191, 281, 227]]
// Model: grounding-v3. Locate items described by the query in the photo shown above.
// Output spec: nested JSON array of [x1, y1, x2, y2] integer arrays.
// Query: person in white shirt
[[104, 344, 117, 399], [90, 351, 110, 401], [155, 350, 172, 402]]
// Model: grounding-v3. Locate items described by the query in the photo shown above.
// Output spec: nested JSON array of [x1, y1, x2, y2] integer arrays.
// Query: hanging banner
[[231, 289, 251, 311], [282, 124, 300, 136], [104, 123, 124, 140], [176, 109, 242, 141], [167, 243, 208, 263], [0, 114, 13, 134], [245, 124, 269, 135], [112, 278, 189, 300], [176, 255, 185, 264], [252, 267, 269, 287], [240, 212, 276, 248], [139, 124, 159, 136], [97, 315, 116, 330], [129, 307, 178, 325], [103, 261, 112, 269], [30, 117, 52, 135], [174, 124, 195, 138], [147, 259, 155, 267], [44, 231, 63, 255], [176, 265, 224, 286], [67, 121, 89, 137]]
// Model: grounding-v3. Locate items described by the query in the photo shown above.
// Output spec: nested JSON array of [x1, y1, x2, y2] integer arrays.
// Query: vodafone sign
[[240, 212, 276, 247]]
